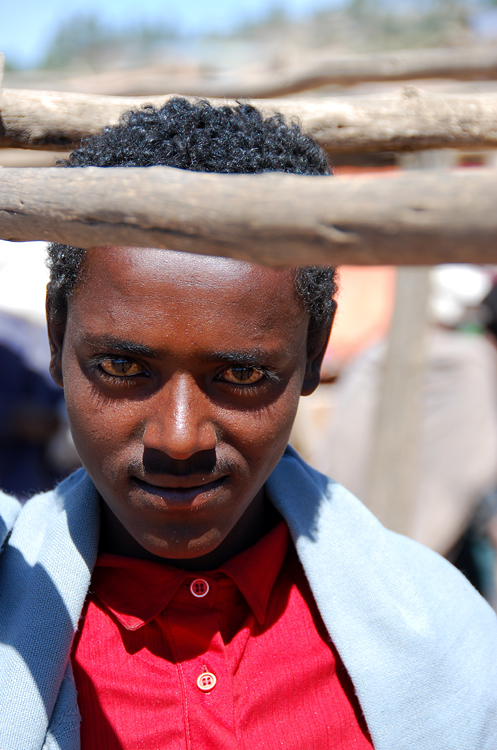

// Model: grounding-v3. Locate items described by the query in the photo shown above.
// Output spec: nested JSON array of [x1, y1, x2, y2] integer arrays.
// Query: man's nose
[[142, 374, 217, 460]]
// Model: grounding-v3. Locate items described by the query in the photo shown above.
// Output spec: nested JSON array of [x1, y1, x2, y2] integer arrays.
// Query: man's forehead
[[84, 246, 295, 289], [72, 247, 306, 336], [67, 247, 310, 358]]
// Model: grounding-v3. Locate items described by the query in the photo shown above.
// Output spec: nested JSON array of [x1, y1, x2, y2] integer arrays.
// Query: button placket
[[166, 607, 237, 745]]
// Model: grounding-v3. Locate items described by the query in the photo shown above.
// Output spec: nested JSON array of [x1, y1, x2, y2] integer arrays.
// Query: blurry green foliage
[[3, 58, 20, 72], [41, 15, 177, 70]]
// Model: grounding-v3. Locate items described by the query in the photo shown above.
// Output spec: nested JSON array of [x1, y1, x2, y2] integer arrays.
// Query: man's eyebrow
[[82, 339, 277, 364], [205, 350, 274, 365], [83, 335, 158, 358]]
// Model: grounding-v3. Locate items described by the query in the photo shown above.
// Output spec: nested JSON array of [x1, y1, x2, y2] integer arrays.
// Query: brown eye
[[100, 358, 143, 377], [222, 366, 264, 385]]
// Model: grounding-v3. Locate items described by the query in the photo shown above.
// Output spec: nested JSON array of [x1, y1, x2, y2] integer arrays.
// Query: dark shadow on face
[[140, 447, 219, 479]]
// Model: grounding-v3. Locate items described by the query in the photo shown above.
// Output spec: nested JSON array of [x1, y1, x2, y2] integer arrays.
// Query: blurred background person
[[292, 265, 497, 606], [0, 242, 80, 500], [0, 311, 64, 499]]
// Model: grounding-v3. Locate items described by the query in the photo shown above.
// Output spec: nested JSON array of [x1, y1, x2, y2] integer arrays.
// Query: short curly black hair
[[47, 98, 337, 348]]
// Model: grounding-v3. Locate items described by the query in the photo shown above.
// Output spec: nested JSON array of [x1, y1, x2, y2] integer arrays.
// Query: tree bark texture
[[1, 165, 496, 266], [1, 87, 497, 153]]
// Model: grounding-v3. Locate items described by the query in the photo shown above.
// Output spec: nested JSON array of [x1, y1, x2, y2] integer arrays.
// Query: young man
[[0, 99, 495, 750]]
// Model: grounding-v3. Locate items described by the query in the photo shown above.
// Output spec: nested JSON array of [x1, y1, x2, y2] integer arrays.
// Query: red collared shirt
[[72, 521, 373, 749]]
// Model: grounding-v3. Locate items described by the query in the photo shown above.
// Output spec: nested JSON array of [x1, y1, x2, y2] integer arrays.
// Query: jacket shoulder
[[0, 491, 22, 550], [268, 448, 497, 749]]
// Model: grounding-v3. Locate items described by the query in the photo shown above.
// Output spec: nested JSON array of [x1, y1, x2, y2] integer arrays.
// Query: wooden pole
[[366, 266, 431, 533], [193, 45, 497, 97], [1, 166, 497, 266], [365, 151, 447, 533], [201, 45, 497, 98], [5, 46, 497, 99], [1, 88, 497, 153]]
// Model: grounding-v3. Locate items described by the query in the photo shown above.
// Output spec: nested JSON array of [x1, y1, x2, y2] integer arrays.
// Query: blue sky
[[2, 0, 343, 68]]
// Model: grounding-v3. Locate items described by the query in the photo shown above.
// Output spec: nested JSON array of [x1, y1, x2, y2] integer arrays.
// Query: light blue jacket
[[0, 447, 496, 750]]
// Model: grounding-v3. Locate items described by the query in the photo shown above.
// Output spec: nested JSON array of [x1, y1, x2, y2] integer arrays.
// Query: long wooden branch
[[173, 46, 497, 99], [5, 47, 497, 99], [1, 166, 496, 265], [2, 87, 497, 154]]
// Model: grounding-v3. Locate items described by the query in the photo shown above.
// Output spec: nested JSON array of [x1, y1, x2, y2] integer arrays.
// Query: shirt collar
[[91, 555, 185, 631], [219, 520, 288, 624], [92, 520, 288, 631]]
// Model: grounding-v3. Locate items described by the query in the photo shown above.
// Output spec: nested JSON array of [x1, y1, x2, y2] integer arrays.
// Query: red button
[[197, 672, 217, 691], [190, 579, 209, 598]]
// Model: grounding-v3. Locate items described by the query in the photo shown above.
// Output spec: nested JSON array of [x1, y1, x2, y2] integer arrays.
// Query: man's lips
[[130, 475, 228, 504]]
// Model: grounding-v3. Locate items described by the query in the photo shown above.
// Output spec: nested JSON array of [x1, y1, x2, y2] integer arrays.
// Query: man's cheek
[[229, 405, 296, 458], [67, 399, 127, 464]]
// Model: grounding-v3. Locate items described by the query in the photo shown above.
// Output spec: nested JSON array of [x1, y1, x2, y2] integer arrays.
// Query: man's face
[[49, 247, 325, 560]]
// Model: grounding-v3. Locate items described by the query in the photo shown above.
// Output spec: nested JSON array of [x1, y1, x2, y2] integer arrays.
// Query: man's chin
[[135, 525, 228, 562]]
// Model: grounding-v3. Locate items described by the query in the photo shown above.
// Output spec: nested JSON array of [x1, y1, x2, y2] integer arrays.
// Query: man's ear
[[301, 300, 336, 397], [46, 299, 66, 388]]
